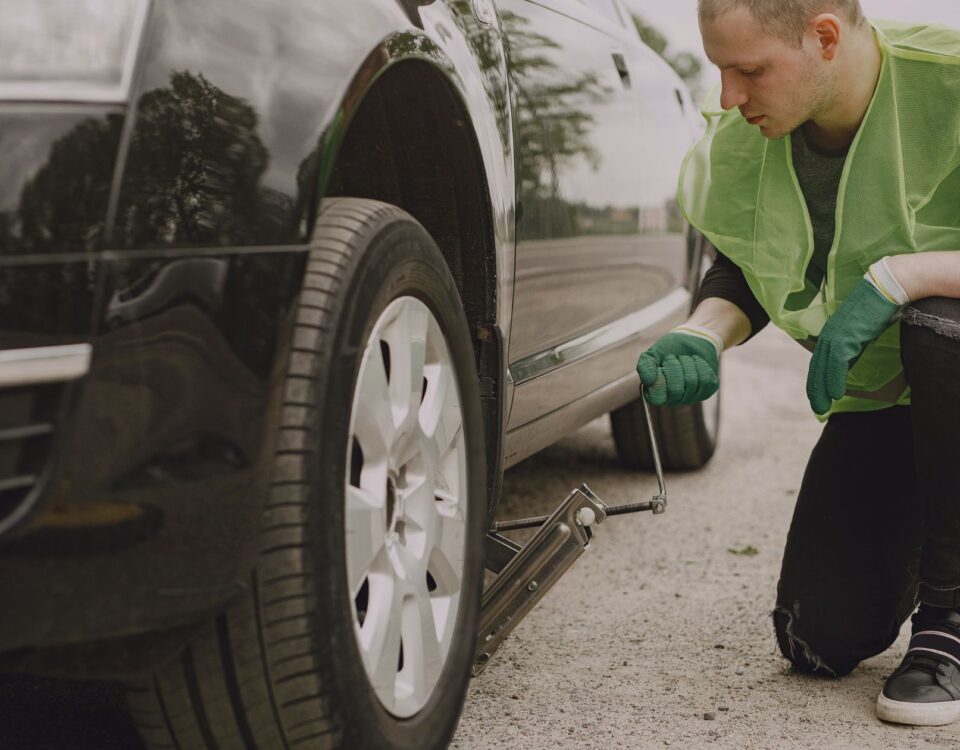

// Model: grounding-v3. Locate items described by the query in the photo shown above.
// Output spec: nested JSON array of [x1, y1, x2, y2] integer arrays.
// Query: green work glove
[[636, 325, 722, 406], [806, 262, 908, 415]]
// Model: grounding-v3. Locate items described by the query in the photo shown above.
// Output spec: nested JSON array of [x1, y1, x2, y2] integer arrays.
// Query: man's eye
[[741, 68, 760, 77]]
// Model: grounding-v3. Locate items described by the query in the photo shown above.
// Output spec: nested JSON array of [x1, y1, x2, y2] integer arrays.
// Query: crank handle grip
[[639, 384, 667, 503]]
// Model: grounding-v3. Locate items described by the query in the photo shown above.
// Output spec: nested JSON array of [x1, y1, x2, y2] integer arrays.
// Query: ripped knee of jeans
[[902, 302, 960, 342], [773, 602, 844, 678]]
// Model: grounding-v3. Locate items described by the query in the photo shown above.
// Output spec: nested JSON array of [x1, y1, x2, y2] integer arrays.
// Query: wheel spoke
[[402, 474, 439, 545], [420, 358, 453, 434], [363, 574, 404, 706], [354, 346, 394, 463], [432, 513, 465, 594], [386, 301, 428, 439], [400, 585, 443, 707], [419, 362, 462, 476], [345, 485, 387, 598], [390, 537, 427, 582], [427, 544, 461, 657], [436, 439, 465, 517]]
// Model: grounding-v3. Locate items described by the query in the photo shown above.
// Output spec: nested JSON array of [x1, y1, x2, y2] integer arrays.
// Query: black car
[[0, 1, 716, 748]]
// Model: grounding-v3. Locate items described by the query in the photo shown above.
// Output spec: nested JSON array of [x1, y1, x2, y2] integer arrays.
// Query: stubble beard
[[762, 62, 840, 141]]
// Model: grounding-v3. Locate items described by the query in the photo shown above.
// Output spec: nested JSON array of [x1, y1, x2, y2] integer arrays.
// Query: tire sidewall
[[311, 216, 486, 749]]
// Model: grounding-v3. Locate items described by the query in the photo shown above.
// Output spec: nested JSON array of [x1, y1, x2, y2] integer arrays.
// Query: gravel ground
[[454, 326, 955, 750], [1, 327, 953, 749]]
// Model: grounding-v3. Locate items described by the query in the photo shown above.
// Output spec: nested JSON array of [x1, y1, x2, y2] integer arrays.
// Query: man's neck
[[804, 25, 883, 151]]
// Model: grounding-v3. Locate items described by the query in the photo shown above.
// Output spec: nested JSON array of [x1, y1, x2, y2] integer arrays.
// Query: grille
[[0, 383, 60, 534]]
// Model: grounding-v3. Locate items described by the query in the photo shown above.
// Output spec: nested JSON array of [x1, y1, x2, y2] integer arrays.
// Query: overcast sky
[[622, 0, 960, 88]]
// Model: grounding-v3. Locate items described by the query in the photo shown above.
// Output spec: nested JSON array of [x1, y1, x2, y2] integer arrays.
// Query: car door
[[498, 0, 688, 430]]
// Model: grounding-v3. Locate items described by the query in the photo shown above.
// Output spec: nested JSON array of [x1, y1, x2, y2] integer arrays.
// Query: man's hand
[[806, 269, 905, 415], [637, 326, 721, 406]]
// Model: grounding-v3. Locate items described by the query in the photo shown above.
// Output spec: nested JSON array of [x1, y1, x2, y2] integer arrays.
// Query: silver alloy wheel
[[345, 296, 468, 718]]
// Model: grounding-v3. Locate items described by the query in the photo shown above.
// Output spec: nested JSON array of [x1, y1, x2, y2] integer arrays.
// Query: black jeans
[[774, 297, 960, 676]]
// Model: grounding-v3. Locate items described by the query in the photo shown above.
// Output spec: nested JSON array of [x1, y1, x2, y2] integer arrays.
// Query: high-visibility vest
[[679, 20, 960, 418]]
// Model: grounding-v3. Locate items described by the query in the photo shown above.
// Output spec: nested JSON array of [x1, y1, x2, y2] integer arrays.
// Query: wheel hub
[[385, 472, 407, 543]]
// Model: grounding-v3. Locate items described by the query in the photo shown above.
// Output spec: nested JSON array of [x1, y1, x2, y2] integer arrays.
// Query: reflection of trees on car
[[501, 10, 611, 239], [16, 116, 124, 254], [447, 0, 512, 145], [0, 114, 123, 336], [0, 70, 288, 257], [114, 71, 302, 376], [115, 71, 291, 248], [0, 70, 302, 373]]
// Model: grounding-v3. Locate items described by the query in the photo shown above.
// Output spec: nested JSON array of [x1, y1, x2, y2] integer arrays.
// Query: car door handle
[[612, 52, 631, 88]]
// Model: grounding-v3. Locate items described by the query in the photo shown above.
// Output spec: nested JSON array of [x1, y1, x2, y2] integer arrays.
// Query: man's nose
[[719, 72, 748, 111]]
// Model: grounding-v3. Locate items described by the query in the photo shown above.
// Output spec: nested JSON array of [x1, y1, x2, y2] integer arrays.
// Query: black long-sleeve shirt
[[693, 250, 770, 343]]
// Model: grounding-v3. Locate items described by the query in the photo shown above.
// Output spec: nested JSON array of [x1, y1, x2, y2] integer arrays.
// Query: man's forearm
[[888, 251, 960, 301], [686, 297, 753, 351]]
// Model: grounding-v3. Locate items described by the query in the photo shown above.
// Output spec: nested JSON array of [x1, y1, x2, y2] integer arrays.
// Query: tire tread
[[124, 198, 478, 750]]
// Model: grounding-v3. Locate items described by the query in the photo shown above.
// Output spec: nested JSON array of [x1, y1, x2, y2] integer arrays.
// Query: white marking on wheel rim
[[345, 296, 467, 718]]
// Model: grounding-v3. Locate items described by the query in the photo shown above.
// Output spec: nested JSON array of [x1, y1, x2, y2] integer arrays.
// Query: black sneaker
[[877, 608, 960, 726]]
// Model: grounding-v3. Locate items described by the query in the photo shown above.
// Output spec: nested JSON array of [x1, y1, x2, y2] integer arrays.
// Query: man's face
[[701, 8, 836, 139]]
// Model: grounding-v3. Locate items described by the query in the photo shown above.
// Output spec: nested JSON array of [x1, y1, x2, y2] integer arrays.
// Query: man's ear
[[810, 13, 842, 61]]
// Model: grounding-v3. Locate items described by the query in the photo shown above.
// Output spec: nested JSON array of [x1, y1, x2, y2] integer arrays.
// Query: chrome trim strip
[[0, 0, 151, 104], [510, 288, 691, 384], [0, 344, 92, 388], [504, 370, 640, 469]]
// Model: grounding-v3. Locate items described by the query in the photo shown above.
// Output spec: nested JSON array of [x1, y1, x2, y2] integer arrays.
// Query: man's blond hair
[[698, 0, 866, 45]]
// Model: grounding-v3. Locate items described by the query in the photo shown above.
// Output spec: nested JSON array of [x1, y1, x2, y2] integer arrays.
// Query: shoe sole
[[877, 692, 960, 726]]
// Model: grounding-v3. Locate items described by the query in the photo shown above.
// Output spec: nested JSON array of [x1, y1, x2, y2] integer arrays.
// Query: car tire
[[125, 198, 487, 750], [609, 238, 721, 471], [609, 390, 720, 471]]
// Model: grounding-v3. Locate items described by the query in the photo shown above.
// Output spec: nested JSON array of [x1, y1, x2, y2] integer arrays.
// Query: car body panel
[[0, 0, 513, 656], [502, 0, 676, 364], [0, 0, 695, 659], [499, 0, 697, 456]]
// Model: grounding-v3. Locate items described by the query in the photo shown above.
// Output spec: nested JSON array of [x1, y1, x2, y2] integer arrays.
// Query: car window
[[574, 0, 625, 27]]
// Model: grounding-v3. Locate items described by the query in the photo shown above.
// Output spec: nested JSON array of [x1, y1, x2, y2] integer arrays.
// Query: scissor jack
[[474, 386, 667, 674]]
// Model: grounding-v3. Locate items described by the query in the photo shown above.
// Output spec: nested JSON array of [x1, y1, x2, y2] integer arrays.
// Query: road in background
[[455, 326, 949, 749]]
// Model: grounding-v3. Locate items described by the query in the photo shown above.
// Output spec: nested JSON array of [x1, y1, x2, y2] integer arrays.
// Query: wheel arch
[[312, 38, 505, 519]]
